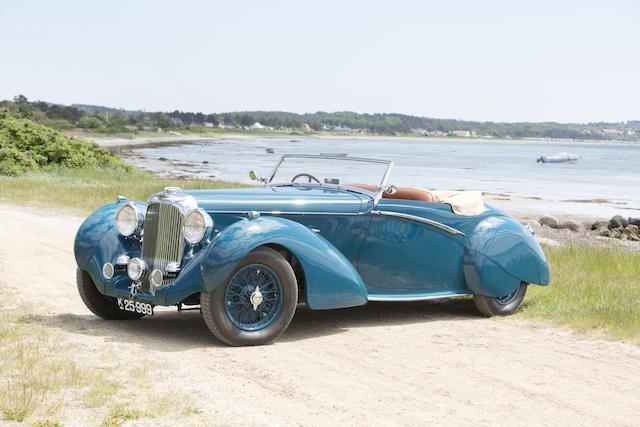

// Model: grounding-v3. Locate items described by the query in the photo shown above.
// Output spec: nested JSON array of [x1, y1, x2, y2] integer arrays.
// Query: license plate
[[117, 298, 153, 316]]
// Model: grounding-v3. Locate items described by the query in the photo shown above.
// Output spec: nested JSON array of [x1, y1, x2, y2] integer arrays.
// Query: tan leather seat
[[346, 184, 435, 202], [385, 187, 435, 202]]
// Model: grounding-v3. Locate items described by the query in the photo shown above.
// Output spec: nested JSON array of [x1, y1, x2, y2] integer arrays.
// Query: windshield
[[268, 155, 393, 190]]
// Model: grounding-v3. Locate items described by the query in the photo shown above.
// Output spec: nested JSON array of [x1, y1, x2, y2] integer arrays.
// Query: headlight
[[116, 203, 142, 237], [182, 208, 213, 245], [127, 257, 148, 281]]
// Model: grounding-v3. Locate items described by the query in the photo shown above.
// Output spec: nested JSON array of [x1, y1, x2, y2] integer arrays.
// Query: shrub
[[0, 113, 131, 176], [78, 116, 104, 129], [41, 118, 73, 130]]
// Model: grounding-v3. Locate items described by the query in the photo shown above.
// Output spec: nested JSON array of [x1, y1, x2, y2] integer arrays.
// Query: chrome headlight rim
[[127, 257, 148, 282], [115, 202, 143, 237], [182, 208, 213, 245], [149, 268, 164, 289], [102, 262, 114, 279]]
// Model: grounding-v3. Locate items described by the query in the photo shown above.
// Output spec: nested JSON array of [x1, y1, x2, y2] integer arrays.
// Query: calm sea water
[[132, 136, 640, 218]]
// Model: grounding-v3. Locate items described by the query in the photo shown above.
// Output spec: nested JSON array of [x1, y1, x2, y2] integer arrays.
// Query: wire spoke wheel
[[201, 247, 298, 346], [223, 263, 283, 331], [495, 288, 519, 305], [473, 282, 528, 317]]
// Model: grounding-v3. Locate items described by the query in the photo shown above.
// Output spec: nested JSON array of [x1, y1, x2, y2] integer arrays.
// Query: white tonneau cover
[[427, 190, 485, 216]]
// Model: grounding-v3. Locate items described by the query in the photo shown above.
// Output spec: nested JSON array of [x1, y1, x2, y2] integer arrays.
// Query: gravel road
[[0, 204, 638, 425]]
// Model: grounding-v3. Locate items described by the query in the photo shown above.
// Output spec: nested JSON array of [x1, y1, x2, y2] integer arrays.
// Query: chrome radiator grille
[[141, 203, 185, 289]]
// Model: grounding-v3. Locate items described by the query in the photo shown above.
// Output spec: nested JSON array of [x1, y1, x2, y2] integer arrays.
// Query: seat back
[[384, 187, 435, 202], [345, 183, 435, 202]]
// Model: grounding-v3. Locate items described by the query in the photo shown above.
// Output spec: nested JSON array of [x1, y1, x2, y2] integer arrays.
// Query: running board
[[367, 292, 469, 302]]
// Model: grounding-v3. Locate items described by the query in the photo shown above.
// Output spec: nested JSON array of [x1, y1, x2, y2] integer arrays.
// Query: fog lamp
[[102, 262, 114, 279], [127, 257, 148, 281], [149, 269, 164, 288]]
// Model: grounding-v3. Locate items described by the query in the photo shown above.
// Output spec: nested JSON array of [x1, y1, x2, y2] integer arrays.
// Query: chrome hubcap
[[250, 286, 263, 311]]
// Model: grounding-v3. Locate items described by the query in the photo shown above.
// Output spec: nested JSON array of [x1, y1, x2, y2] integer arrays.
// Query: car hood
[[184, 186, 370, 214]]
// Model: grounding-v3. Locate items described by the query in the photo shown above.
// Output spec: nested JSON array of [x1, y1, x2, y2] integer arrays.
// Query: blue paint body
[[74, 185, 550, 309]]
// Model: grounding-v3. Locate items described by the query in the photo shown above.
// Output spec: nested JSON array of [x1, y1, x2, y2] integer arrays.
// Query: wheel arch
[[262, 242, 307, 304], [464, 216, 550, 297], [201, 216, 368, 310]]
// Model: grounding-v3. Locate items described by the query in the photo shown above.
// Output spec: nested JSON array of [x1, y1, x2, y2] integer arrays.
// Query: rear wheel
[[76, 269, 144, 320], [201, 247, 298, 346], [473, 282, 527, 317]]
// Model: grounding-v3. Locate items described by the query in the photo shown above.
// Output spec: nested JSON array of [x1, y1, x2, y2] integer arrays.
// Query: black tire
[[201, 247, 298, 346], [473, 282, 527, 317], [76, 268, 144, 320]]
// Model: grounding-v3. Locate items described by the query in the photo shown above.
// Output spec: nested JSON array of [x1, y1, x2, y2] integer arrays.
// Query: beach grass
[[0, 166, 246, 214], [0, 298, 92, 422], [519, 245, 640, 343], [0, 284, 203, 424]]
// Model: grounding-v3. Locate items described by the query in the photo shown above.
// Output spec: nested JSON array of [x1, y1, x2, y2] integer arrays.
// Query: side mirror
[[248, 170, 258, 181], [385, 185, 398, 195]]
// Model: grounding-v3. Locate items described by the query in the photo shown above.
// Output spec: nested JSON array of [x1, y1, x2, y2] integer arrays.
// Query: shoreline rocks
[[534, 214, 640, 243], [609, 215, 628, 229], [539, 216, 559, 228], [557, 220, 584, 233]]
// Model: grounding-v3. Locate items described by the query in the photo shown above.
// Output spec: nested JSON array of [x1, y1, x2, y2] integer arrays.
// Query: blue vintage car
[[75, 154, 550, 346]]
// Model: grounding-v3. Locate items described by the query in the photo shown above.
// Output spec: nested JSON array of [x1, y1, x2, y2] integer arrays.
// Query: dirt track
[[1, 204, 639, 425]]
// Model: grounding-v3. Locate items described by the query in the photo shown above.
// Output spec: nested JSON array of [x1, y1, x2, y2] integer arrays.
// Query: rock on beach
[[539, 216, 559, 228]]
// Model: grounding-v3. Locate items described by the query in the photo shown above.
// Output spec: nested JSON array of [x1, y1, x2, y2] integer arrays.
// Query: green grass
[[519, 245, 640, 343], [0, 298, 93, 422], [101, 405, 147, 427], [0, 284, 201, 424], [31, 421, 63, 427], [0, 166, 246, 214]]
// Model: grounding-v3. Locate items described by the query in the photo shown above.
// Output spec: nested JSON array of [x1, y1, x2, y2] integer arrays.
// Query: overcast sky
[[1, 0, 638, 123]]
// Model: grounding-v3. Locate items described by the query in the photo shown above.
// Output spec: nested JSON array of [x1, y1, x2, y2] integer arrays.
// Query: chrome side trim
[[368, 292, 469, 302], [196, 198, 361, 205], [371, 210, 466, 236], [205, 210, 367, 216]]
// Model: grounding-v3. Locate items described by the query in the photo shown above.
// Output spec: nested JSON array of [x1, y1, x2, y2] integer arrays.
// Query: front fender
[[74, 202, 145, 291], [464, 216, 550, 297], [201, 216, 368, 310]]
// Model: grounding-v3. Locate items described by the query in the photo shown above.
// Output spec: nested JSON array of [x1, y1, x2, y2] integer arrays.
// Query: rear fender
[[201, 216, 368, 310], [464, 216, 550, 297]]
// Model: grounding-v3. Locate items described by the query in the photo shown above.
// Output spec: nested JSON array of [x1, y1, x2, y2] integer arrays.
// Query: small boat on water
[[266, 148, 275, 154], [536, 152, 579, 163], [320, 152, 348, 157]]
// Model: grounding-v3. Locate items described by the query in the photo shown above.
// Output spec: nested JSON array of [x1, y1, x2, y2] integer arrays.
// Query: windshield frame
[[265, 154, 394, 203]]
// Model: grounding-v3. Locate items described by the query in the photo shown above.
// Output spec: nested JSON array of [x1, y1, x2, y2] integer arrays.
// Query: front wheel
[[473, 282, 527, 317], [201, 247, 298, 346]]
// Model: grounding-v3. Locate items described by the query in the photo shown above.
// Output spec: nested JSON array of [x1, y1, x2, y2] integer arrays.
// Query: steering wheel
[[291, 173, 321, 183]]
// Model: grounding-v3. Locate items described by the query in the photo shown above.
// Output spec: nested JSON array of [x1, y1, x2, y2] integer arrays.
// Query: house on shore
[[450, 130, 472, 138]]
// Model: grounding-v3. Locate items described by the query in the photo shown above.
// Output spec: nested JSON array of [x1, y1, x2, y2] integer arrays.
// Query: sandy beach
[[1, 203, 639, 425], [87, 133, 222, 148]]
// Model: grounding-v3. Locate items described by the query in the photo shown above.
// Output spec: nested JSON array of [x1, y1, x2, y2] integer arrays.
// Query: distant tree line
[[1, 95, 638, 141]]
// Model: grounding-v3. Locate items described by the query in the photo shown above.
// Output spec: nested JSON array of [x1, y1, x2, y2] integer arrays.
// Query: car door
[[356, 199, 467, 298]]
